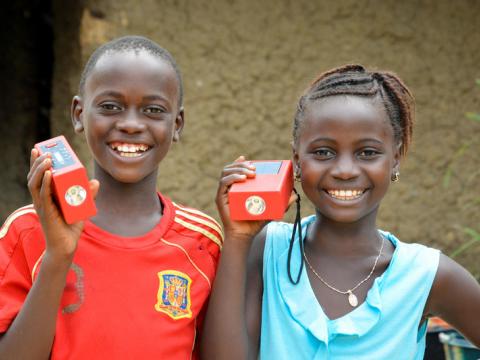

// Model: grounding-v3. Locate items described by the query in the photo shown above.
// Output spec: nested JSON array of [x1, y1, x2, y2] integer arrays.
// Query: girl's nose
[[331, 155, 360, 180], [115, 110, 146, 133]]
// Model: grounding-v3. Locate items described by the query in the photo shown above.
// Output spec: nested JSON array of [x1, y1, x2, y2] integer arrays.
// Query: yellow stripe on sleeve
[[175, 209, 224, 241], [172, 203, 222, 229], [0, 208, 37, 239], [174, 217, 222, 250]]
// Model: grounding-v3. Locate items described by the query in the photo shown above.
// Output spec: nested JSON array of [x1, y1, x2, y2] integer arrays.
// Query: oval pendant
[[348, 291, 358, 307]]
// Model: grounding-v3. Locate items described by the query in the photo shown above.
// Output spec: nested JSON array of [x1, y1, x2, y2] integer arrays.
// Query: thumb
[[89, 179, 100, 200], [285, 191, 298, 212]]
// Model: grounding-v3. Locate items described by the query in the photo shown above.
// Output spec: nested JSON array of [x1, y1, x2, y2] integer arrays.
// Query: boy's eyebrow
[[95, 90, 124, 99], [142, 94, 170, 102]]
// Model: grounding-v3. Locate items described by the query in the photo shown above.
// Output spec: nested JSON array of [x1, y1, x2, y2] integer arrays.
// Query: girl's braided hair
[[293, 64, 415, 156]]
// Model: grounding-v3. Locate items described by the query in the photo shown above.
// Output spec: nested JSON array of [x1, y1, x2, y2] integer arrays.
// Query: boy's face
[[72, 50, 184, 183]]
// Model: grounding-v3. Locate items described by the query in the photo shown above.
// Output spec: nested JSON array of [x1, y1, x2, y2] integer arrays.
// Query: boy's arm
[[427, 253, 480, 346], [0, 254, 72, 358], [0, 149, 99, 358]]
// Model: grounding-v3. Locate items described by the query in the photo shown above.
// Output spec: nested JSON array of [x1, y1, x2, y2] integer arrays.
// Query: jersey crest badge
[[155, 270, 192, 320]]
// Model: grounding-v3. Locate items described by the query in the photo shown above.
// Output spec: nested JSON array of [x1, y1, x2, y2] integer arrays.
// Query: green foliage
[[442, 142, 470, 189], [450, 228, 480, 259], [446, 80, 479, 264]]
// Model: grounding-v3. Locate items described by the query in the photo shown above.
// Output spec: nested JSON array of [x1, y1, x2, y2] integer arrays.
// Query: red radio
[[35, 136, 97, 224], [228, 160, 293, 220]]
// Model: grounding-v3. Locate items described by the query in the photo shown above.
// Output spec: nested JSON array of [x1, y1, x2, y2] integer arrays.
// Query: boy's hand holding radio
[[27, 146, 99, 264]]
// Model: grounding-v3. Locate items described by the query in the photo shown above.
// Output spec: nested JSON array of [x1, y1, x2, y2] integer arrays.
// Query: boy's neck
[[90, 166, 163, 237]]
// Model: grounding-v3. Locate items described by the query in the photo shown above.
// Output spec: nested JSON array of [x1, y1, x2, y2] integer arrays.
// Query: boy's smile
[[72, 50, 184, 184], [109, 142, 150, 158], [294, 95, 400, 224]]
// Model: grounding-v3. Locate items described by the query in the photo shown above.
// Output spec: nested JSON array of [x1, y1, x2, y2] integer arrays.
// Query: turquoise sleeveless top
[[260, 216, 440, 360]]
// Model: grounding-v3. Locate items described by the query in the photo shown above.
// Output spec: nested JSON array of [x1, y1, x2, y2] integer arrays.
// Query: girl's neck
[[307, 209, 381, 258]]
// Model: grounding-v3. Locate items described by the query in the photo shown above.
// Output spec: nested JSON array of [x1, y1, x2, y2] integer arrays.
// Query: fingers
[[218, 157, 256, 196], [39, 169, 53, 205], [30, 148, 39, 168], [221, 156, 256, 179], [28, 153, 52, 200]]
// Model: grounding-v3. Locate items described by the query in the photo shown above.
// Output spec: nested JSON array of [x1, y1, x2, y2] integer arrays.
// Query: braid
[[293, 64, 414, 156]]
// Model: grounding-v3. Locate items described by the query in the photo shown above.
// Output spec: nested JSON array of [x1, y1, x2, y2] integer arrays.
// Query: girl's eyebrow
[[309, 137, 385, 145], [354, 138, 385, 146]]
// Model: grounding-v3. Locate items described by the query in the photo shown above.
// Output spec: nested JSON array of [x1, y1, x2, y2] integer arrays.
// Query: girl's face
[[294, 95, 401, 224], [72, 50, 183, 183]]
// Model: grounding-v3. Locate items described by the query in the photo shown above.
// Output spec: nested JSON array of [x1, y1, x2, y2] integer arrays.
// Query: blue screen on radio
[[254, 161, 282, 175], [39, 142, 75, 170]]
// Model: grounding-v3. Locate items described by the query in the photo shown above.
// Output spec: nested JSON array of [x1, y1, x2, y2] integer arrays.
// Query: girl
[[0, 36, 222, 359], [202, 65, 480, 359]]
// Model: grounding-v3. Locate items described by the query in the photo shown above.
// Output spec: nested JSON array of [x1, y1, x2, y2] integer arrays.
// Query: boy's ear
[[173, 107, 185, 142], [71, 96, 84, 133], [291, 141, 300, 170]]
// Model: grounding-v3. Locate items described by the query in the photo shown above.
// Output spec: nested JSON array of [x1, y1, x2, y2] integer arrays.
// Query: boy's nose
[[331, 155, 360, 180], [115, 110, 146, 133]]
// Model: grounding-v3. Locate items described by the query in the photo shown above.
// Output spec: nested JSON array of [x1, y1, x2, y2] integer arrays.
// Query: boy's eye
[[99, 103, 121, 111], [144, 106, 166, 114]]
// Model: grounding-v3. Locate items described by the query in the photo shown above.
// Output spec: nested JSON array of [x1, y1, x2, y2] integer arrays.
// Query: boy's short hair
[[78, 35, 183, 107]]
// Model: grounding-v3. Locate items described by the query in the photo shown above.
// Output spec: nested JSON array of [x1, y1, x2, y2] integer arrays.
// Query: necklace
[[303, 235, 385, 307]]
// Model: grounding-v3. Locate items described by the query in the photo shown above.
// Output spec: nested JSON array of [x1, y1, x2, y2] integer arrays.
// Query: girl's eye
[[100, 103, 121, 111], [144, 106, 165, 114], [358, 149, 381, 159], [313, 148, 335, 159]]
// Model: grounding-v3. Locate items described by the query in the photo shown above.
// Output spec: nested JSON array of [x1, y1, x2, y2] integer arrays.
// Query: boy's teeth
[[110, 142, 149, 156], [327, 189, 364, 200]]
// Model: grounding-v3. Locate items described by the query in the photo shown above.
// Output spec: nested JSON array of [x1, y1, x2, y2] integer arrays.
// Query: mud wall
[[3, 0, 480, 276]]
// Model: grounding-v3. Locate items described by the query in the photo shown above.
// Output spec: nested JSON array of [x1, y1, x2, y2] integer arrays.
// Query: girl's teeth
[[328, 190, 364, 200]]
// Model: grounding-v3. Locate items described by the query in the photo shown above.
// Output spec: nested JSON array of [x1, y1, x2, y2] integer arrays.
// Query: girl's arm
[[201, 157, 269, 360], [0, 149, 99, 358], [427, 253, 480, 346]]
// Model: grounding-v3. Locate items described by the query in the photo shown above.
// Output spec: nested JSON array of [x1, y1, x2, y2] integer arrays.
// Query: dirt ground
[[1, 0, 479, 276]]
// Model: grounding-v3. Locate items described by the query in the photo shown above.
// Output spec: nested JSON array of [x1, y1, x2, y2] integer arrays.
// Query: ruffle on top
[[276, 216, 399, 345]]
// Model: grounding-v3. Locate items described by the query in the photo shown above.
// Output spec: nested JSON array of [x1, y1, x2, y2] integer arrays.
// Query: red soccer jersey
[[0, 194, 222, 359]]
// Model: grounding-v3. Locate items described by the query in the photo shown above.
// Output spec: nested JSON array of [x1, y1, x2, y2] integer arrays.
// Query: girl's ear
[[392, 142, 403, 174], [173, 107, 185, 142], [71, 96, 84, 133]]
